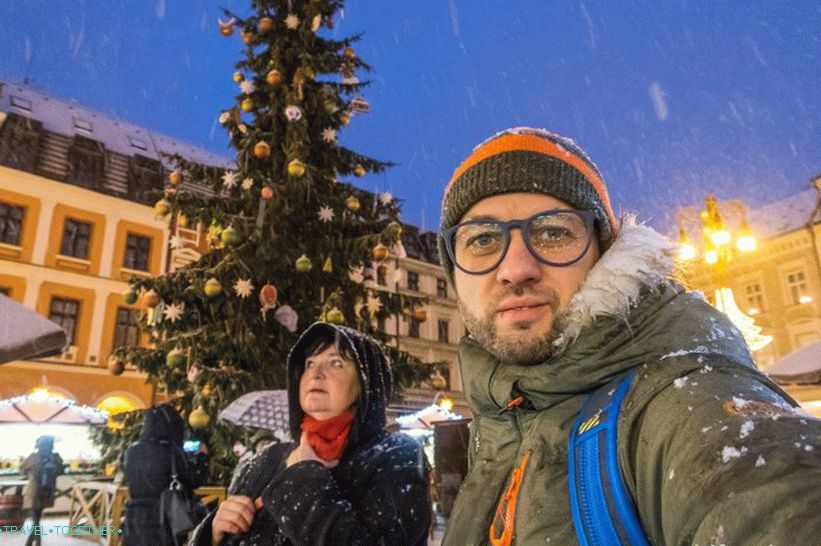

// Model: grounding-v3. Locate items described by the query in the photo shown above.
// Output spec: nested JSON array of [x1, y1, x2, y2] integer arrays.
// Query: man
[[438, 127, 820, 545]]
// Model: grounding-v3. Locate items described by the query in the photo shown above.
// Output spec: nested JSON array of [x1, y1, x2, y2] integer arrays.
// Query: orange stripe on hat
[[444, 133, 616, 230]]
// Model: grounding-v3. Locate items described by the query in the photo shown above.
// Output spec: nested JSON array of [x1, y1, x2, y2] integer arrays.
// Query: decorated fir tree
[[98, 0, 427, 483]]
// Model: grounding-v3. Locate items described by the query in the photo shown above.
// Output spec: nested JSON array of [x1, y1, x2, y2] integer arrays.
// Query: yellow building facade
[[0, 81, 229, 415]]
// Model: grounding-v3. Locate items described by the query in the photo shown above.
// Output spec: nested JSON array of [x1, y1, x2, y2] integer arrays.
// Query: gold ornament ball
[[385, 220, 403, 239], [345, 195, 361, 212], [189, 407, 211, 429], [166, 350, 185, 367], [168, 170, 182, 186], [123, 290, 138, 305], [372, 243, 389, 262], [304, 66, 316, 80], [325, 307, 346, 325], [220, 226, 241, 246], [178, 214, 189, 228], [154, 198, 172, 216], [219, 22, 234, 36], [287, 159, 306, 177], [340, 113, 351, 125], [253, 141, 271, 159], [266, 69, 283, 87], [232, 71, 244, 83], [107, 356, 125, 376], [142, 289, 160, 308], [258, 17, 273, 33], [201, 383, 214, 397], [323, 101, 338, 114], [353, 164, 366, 177], [414, 308, 428, 323], [241, 98, 254, 112], [241, 31, 254, 45], [344, 47, 356, 59], [204, 278, 223, 297], [295, 254, 313, 273]]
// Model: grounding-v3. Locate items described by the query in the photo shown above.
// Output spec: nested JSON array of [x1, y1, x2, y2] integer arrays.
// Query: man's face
[[454, 192, 600, 365]]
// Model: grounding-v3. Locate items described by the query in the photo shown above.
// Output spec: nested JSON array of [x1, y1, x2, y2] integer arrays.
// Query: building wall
[[0, 165, 168, 409], [680, 223, 821, 369]]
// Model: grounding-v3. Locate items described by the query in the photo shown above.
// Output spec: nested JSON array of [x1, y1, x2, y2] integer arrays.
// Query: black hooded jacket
[[124, 405, 196, 546], [190, 323, 431, 546]]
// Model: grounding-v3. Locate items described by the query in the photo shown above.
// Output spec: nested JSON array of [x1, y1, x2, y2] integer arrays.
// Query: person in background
[[190, 322, 431, 545], [21, 435, 63, 546], [123, 404, 202, 546]]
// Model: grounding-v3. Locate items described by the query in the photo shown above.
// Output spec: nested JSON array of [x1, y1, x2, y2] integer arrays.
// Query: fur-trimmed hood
[[458, 220, 754, 414]]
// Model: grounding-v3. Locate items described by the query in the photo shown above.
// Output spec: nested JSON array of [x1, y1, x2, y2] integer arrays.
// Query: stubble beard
[[458, 285, 566, 366]]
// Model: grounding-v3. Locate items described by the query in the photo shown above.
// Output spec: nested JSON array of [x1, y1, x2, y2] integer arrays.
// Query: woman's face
[[299, 345, 361, 420]]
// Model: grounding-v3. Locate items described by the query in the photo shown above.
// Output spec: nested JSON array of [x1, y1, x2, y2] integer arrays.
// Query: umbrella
[[219, 390, 291, 439], [0, 295, 67, 364], [767, 341, 821, 384], [0, 389, 108, 424]]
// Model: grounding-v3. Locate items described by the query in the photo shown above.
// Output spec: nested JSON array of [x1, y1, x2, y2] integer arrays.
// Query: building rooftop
[[748, 189, 820, 240]]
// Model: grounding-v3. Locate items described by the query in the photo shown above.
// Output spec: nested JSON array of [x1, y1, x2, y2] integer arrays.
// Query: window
[[49, 297, 80, 345], [786, 270, 809, 305], [113, 307, 140, 349], [407, 271, 419, 292], [124, 233, 151, 271], [128, 155, 164, 205], [744, 282, 765, 313], [437, 278, 448, 299], [0, 113, 42, 172], [438, 319, 450, 343], [408, 316, 420, 338], [68, 136, 105, 190], [0, 202, 24, 245], [60, 219, 92, 259]]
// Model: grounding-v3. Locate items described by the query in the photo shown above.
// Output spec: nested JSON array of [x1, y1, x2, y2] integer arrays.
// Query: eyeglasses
[[442, 209, 596, 275]]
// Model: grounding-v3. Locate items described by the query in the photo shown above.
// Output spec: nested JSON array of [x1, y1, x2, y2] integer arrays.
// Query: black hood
[[140, 404, 185, 446], [35, 435, 54, 454], [287, 322, 393, 454]]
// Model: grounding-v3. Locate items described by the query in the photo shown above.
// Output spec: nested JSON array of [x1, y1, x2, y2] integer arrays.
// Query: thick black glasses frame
[[442, 209, 596, 275]]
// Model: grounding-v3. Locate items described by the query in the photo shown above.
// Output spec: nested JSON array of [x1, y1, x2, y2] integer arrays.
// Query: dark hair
[[302, 329, 357, 364]]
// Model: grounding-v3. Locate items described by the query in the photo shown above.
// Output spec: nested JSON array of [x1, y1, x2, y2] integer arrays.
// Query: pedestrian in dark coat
[[21, 435, 63, 546], [123, 404, 198, 546], [189, 322, 431, 546]]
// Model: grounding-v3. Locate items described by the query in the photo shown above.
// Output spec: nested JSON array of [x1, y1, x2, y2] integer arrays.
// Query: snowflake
[[169, 235, 185, 250], [739, 420, 754, 439], [163, 302, 185, 323], [366, 293, 383, 316], [239, 80, 255, 94], [378, 192, 394, 206], [285, 13, 300, 30], [234, 278, 254, 298], [673, 376, 689, 389], [322, 127, 337, 143], [317, 205, 335, 223], [755, 455, 766, 467], [222, 170, 239, 189], [241, 177, 255, 190]]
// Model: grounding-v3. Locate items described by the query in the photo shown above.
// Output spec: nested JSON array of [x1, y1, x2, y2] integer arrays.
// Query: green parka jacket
[[442, 223, 820, 546]]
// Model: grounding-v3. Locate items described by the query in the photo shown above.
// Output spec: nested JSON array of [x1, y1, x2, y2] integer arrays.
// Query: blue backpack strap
[[568, 371, 649, 546]]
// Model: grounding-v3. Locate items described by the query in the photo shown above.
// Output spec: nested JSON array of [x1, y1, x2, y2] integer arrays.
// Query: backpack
[[37, 455, 59, 498], [568, 371, 650, 546]]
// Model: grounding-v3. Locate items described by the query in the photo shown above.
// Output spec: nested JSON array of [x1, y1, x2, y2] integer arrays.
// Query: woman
[[123, 404, 200, 546], [191, 322, 431, 545]]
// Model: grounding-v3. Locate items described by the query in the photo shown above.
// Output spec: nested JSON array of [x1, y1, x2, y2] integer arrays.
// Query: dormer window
[[0, 113, 42, 172], [68, 135, 105, 190], [9, 95, 32, 112], [128, 154, 163, 204], [73, 117, 93, 133]]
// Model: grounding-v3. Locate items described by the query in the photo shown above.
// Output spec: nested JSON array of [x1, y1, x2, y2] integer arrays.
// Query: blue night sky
[[1, 1, 818, 233]]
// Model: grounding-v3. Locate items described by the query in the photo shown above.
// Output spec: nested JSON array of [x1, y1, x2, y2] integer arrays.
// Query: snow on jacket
[[442, 221, 821, 546], [190, 322, 431, 546]]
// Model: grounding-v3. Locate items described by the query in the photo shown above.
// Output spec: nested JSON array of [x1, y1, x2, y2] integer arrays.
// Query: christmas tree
[[98, 0, 428, 483]]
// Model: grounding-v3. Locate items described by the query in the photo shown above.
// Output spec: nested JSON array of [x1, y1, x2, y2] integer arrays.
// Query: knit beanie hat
[[438, 127, 618, 286]]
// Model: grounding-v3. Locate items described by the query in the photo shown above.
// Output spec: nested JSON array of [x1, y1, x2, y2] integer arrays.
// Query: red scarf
[[301, 410, 354, 461]]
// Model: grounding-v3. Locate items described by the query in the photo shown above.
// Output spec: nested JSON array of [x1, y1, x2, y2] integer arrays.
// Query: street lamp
[[676, 195, 772, 352]]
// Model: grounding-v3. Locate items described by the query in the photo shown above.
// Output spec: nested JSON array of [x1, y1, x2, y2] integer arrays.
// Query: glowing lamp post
[[677, 195, 772, 352]]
